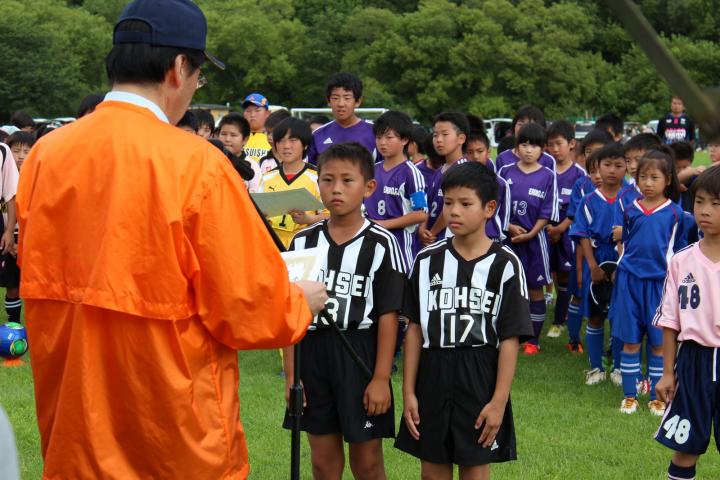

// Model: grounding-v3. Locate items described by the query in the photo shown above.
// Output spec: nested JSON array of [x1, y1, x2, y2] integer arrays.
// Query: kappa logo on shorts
[[681, 273, 696, 284], [323, 137, 333, 145], [491, 440, 499, 451], [364, 421, 373, 429], [430, 273, 443, 287]]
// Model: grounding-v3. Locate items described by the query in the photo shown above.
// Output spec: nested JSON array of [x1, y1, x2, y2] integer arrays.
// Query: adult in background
[[16, 1, 327, 478], [657, 95, 695, 146]]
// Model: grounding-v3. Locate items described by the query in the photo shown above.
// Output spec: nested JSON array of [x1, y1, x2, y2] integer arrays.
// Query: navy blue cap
[[114, 0, 225, 70]]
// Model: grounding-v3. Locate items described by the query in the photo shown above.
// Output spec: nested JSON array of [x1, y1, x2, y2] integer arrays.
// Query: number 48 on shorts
[[662, 415, 691, 445]]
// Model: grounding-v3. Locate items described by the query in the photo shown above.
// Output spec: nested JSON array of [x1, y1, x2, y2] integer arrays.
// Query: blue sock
[[668, 461, 696, 480], [620, 351, 641, 398], [649, 354, 664, 401], [586, 325, 604, 370], [553, 285, 570, 326], [612, 336, 623, 372], [529, 300, 546, 346], [567, 301, 582, 343]]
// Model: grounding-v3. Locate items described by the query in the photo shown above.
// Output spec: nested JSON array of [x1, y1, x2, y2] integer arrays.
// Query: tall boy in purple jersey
[[545, 121, 586, 339], [307, 72, 380, 165], [499, 123, 559, 355], [419, 112, 469, 247], [364, 111, 428, 268], [496, 105, 556, 172]]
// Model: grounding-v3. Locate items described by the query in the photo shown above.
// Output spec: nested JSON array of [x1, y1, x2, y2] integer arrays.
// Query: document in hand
[[251, 189, 325, 218]]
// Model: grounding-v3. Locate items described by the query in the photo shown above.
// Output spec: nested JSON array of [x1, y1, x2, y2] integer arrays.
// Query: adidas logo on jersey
[[364, 421, 373, 429], [681, 273, 696, 284], [537, 275, 544, 282], [430, 273, 443, 287], [323, 137, 333, 145]]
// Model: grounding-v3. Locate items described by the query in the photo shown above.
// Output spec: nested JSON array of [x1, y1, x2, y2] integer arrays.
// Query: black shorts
[[655, 341, 720, 455], [395, 347, 517, 466], [282, 328, 395, 443], [0, 253, 20, 289]]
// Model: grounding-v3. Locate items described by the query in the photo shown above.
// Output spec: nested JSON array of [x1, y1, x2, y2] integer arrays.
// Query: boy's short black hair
[[512, 105, 546, 130], [265, 109, 292, 132], [105, 20, 205, 85], [77, 93, 104, 118], [595, 113, 624, 138], [194, 109, 215, 130], [317, 142, 374, 181], [468, 129, 490, 149], [691, 165, 720, 203], [465, 113, 485, 133], [624, 132, 662, 154], [585, 150, 601, 172], [423, 134, 444, 169], [308, 115, 330, 127], [441, 161, 498, 206], [325, 72, 363, 101], [497, 135, 515, 154], [7, 131, 35, 149], [218, 113, 250, 138], [177, 110, 198, 132], [10, 111, 34, 130], [0, 130, 8, 143], [373, 111, 413, 140], [516, 123, 547, 148], [272, 117, 313, 153], [410, 125, 429, 154], [546, 120, 575, 142], [581, 128, 614, 151], [433, 112, 470, 140], [670, 141, 694, 163], [596, 142, 626, 163]]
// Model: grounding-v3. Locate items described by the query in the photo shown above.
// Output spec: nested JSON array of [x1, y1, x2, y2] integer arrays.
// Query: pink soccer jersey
[[653, 242, 720, 347]]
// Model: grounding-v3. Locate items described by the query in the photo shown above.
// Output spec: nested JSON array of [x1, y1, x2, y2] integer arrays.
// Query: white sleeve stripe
[[370, 225, 406, 273]]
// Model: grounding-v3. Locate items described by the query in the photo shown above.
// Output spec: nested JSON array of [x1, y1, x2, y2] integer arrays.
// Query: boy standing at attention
[[396, 161, 532, 479], [242, 92, 272, 162], [654, 165, 720, 480], [364, 111, 428, 268], [307, 73, 379, 165], [283, 143, 406, 479]]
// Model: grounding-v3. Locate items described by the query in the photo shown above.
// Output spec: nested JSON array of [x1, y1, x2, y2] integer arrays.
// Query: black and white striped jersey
[[290, 219, 407, 331], [404, 239, 532, 349]]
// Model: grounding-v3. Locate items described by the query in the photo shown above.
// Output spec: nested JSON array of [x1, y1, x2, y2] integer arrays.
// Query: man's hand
[[364, 378, 392, 416], [0, 231, 13, 255], [295, 280, 328, 316]]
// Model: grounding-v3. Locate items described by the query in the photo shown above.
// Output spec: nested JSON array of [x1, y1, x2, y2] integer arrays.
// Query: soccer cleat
[[523, 343, 540, 355], [636, 378, 651, 396], [544, 292, 554, 305], [620, 397, 639, 414], [585, 368, 606, 385], [648, 400, 666, 416], [546, 325, 564, 338], [610, 369, 623, 387], [566, 341, 584, 354]]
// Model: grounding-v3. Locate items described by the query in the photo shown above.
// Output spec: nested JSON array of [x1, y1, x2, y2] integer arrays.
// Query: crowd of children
[[5, 69, 720, 480]]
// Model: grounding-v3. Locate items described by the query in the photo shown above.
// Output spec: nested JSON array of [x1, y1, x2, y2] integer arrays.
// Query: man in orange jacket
[[16, 1, 327, 478]]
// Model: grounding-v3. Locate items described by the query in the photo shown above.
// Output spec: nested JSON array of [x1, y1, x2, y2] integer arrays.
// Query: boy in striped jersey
[[282, 142, 406, 479], [396, 162, 532, 479]]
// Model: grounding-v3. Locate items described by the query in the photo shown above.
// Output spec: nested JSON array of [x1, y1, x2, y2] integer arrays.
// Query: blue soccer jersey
[[569, 190, 619, 258], [556, 163, 587, 222], [364, 160, 428, 266], [617, 199, 687, 280], [496, 149, 556, 171], [566, 175, 594, 220], [498, 163, 560, 230], [612, 184, 641, 228]]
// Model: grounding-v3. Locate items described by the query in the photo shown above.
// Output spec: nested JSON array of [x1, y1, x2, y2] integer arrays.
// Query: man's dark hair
[[325, 72, 363, 101], [595, 113, 624, 138], [177, 110, 198, 132], [433, 112, 470, 141], [106, 20, 205, 85], [547, 120, 575, 142], [581, 129, 614, 152], [308, 115, 330, 127], [442, 161, 498, 205], [265, 109, 291, 133], [77, 93, 105, 118], [596, 142, 626, 163], [691, 165, 720, 204], [194, 109, 215, 130], [670, 141, 694, 163], [516, 123, 547, 148], [218, 113, 250, 138], [623, 132, 662, 154], [7, 131, 35, 149], [10, 111, 34, 130], [512, 105, 546, 130], [373, 111, 413, 140], [317, 142, 374, 181], [273, 117, 313, 154]]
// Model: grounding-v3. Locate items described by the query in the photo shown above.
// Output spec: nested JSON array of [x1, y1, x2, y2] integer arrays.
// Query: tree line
[[1, 0, 718, 123]]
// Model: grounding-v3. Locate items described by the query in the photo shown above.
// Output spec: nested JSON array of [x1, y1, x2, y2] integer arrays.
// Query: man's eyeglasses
[[197, 73, 207, 90]]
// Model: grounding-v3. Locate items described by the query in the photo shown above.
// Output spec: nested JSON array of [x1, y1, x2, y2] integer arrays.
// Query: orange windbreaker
[[16, 100, 312, 479]]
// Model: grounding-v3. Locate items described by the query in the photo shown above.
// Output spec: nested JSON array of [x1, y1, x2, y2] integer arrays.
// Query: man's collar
[[104, 91, 169, 123]]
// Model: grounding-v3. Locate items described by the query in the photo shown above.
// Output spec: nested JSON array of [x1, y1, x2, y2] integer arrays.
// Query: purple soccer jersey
[[364, 160, 428, 266], [485, 174, 510, 241], [307, 120, 381, 165], [414, 159, 439, 192], [556, 163, 587, 221], [496, 149, 556, 171]]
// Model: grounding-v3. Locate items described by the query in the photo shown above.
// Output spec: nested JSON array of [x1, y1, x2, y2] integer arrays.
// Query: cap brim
[[205, 51, 225, 70]]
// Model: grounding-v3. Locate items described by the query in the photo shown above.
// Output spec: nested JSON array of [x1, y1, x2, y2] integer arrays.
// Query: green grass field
[[0, 152, 717, 479]]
